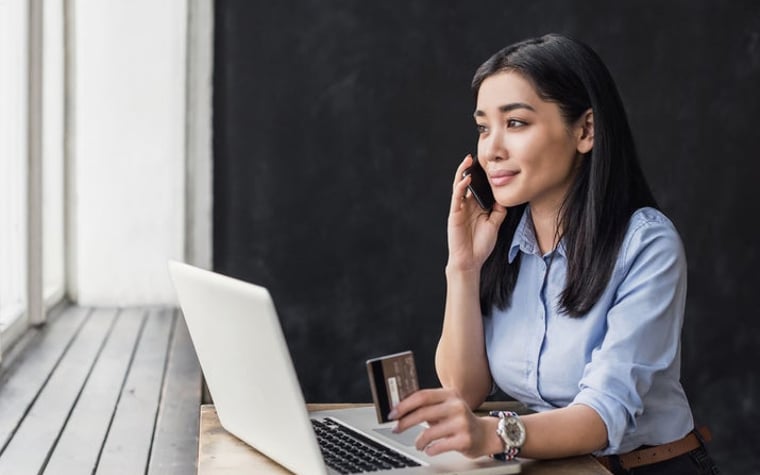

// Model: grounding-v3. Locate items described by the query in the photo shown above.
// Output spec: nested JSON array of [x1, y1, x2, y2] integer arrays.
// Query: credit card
[[366, 351, 419, 423]]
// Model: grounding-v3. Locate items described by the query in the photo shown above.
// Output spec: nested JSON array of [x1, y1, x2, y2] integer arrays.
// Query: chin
[[495, 196, 527, 208]]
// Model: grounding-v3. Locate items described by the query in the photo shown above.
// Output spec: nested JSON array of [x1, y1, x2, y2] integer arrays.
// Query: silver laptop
[[168, 261, 520, 475]]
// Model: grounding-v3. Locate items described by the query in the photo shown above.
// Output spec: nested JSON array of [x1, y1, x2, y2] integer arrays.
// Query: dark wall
[[213, 1, 760, 472]]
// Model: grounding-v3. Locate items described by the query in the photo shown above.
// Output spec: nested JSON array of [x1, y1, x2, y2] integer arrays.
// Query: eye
[[476, 124, 488, 134], [507, 119, 527, 128]]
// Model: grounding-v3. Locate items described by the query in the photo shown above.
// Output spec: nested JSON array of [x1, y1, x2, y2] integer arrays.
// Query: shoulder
[[619, 207, 685, 269]]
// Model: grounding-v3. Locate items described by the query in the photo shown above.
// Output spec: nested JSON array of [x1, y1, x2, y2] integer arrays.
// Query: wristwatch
[[488, 410, 526, 461]]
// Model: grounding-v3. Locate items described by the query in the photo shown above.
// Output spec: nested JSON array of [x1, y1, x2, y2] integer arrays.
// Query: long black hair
[[473, 34, 657, 318]]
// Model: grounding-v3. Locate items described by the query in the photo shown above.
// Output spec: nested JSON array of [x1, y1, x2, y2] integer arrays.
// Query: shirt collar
[[509, 206, 536, 263], [508, 205, 567, 262]]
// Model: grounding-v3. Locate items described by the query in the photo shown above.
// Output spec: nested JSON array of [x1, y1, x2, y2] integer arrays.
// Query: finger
[[414, 418, 461, 451], [419, 430, 477, 458], [486, 202, 508, 227], [452, 154, 474, 189], [393, 390, 467, 433], [449, 175, 472, 215], [392, 388, 452, 421], [424, 435, 470, 457], [394, 402, 453, 434]]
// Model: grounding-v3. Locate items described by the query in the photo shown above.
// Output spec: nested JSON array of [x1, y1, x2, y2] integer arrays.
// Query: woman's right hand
[[447, 155, 508, 273]]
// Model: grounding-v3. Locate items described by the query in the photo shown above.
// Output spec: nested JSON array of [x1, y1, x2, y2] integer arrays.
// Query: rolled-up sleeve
[[570, 217, 688, 454]]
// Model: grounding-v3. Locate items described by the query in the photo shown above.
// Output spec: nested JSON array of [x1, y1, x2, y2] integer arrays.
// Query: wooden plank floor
[[0, 304, 202, 475]]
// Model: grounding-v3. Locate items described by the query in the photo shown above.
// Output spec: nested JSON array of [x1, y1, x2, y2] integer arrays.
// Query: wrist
[[481, 416, 506, 457], [444, 264, 481, 281]]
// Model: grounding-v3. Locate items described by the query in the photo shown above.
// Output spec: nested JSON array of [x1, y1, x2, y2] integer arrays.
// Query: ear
[[575, 109, 594, 154]]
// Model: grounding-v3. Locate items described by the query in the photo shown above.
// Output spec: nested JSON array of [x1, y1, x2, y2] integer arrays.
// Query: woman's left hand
[[389, 387, 495, 458]]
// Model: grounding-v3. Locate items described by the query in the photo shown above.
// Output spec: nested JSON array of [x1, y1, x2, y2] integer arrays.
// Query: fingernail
[[388, 409, 398, 420], [392, 424, 400, 433]]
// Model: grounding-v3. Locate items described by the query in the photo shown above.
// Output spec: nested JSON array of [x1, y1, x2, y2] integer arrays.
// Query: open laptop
[[168, 261, 520, 475]]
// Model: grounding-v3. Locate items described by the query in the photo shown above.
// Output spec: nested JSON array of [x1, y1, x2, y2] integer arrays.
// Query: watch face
[[504, 417, 527, 446]]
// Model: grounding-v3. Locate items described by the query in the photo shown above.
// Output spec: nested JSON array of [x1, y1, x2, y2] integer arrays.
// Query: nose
[[478, 129, 506, 162]]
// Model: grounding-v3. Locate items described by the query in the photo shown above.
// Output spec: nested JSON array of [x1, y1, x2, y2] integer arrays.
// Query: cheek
[[515, 130, 573, 169], [504, 134, 537, 165], [476, 136, 491, 158]]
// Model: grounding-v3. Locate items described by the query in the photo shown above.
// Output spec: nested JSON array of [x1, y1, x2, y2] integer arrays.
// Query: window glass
[[0, 0, 29, 330]]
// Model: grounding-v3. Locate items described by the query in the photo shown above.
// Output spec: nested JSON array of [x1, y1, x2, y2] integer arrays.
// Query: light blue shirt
[[483, 206, 694, 455]]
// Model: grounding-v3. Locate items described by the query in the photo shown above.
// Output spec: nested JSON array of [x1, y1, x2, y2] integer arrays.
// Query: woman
[[389, 34, 720, 474]]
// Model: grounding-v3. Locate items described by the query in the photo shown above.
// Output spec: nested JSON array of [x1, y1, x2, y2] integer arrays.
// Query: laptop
[[168, 261, 520, 475]]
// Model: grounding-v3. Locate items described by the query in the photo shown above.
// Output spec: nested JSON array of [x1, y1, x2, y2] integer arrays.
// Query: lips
[[489, 169, 519, 186]]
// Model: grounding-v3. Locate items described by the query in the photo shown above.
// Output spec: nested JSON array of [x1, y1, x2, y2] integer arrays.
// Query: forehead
[[475, 71, 542, 111]]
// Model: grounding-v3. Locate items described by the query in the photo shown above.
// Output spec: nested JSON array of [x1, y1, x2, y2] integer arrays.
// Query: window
[[1, 0, 210, 355], [0, 0, 65, 355], [0, 0, 29, 337]]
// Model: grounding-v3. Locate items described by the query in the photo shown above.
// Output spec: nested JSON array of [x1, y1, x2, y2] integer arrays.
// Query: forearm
[[480, 404, 608, 459], [435, 267, 492, 409]]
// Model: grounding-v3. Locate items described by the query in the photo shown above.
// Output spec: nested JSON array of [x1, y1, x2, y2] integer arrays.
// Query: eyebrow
[[473, 102, 536, 117]]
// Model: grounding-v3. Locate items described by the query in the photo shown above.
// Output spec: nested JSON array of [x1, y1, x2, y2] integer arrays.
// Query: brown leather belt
[[596, 426, 711, 472]]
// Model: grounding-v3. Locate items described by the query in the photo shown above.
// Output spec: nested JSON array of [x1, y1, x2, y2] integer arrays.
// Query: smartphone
[[462, 158, 495, 210]]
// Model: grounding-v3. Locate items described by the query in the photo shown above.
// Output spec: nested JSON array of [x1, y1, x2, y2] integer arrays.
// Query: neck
[[530, 202, 562, 256], [529, 168, 579, 255]]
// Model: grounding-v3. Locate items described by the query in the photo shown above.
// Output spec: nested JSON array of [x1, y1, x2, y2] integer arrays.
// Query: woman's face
[[474, 71, 588, 214]]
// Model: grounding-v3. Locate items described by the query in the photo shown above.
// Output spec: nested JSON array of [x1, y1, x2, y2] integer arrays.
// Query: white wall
[[70, 0, 188, 305]]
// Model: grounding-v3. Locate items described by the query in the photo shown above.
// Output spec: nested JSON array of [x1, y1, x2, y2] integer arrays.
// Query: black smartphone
[[462, 158, 495, 210]]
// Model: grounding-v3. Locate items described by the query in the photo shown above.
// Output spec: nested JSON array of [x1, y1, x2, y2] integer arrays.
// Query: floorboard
[[147, 313, 202, 475], [95, 308, 175, 475], [43, 308, 146, 474], [0, 305, 202, 475], [0, 306, 90, 450], [0, 307, 117, 474]]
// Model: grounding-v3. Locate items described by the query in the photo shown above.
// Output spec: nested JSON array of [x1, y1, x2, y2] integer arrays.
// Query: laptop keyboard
[[311, 418, 421, 474]]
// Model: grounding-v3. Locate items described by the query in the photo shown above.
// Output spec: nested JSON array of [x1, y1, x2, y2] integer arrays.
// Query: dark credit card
[[366, 351, 419, 423]]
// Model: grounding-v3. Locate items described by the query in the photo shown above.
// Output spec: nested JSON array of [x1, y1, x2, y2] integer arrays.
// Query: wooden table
[[198, 404, 611, 474]]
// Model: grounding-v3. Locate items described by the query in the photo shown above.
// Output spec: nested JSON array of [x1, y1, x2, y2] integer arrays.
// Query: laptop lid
[[168, 261, 327, 475]]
